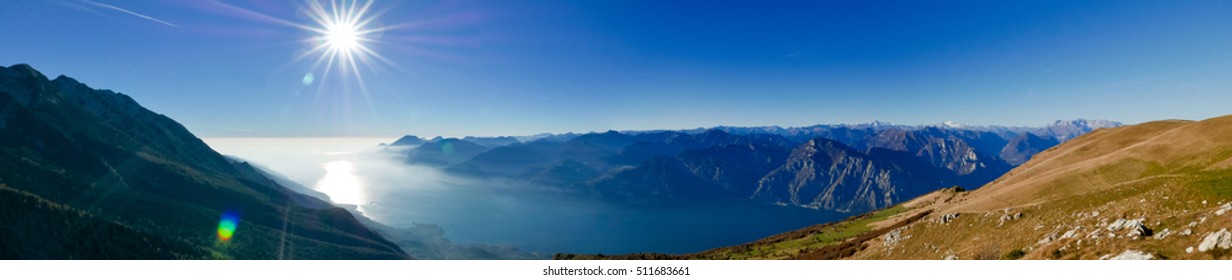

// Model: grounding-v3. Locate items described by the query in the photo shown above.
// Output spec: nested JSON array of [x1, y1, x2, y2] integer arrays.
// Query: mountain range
[[0, 64, 406, 259], [561, 115, 1232, 260], [390, 119, 1119, 212], [7, 62, 1178, 260]]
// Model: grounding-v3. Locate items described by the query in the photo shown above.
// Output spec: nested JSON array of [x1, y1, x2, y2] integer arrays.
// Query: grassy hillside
[[567, 115, 1232, 260], [849, 115, 1232, 259]]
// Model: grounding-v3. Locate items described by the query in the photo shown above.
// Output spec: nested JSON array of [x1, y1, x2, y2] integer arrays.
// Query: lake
[[205, 137, 851, 255]]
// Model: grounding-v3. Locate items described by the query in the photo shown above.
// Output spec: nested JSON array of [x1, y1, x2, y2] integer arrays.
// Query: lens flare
[[302, 73, 315, 86], [217, 211, 240, 241]]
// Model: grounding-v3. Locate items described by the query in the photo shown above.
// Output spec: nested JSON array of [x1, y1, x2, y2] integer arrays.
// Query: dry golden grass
[[846, 115, 1232, 260], [566, 115, 1232, 260]]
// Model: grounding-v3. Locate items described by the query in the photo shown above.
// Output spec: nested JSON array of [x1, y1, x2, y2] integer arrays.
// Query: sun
[[307, 0, 374, 60], [325, 21, 361, 52], [301, 0, 388, 94]]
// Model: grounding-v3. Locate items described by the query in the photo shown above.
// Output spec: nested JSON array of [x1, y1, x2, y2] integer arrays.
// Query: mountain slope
[[0, 64, 406, 259], [390, 135, 427, 146], [998, 133, 1059, 165], [582, 135, 796, 204], [569, 115, 1231, 260], [404, 138, 490, 166], [613, 115, 1232, 260], [752, 139, 945, 212], [405, 119, 1110, 212], [843, 116, 1232, 259]]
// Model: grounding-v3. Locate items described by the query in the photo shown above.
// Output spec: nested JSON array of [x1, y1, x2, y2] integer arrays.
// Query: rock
[[938, 213, 960, 224], [998, 212, 1026, 226], [944, 254, 958, 260], [1216, 203, 1232, 216], [1152, 228, 1171, 240], [1187, 222, 1198, 228], [1107, 219, 1128, 231], [1129, 223, 1153, 237], [1108, 250, 1154, 260], [1107, 218, 1145, 233], [1197, 228, 1232, 253], [1060, 227, 1081, 239], [1091, 211, 1100, 217], [1186, 247, 1194, 254], [1181, 229, 1193, 236], [1038, 232, 1058, 245], [884, 228, 905, 247]]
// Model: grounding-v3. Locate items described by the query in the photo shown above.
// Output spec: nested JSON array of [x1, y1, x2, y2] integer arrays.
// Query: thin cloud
[[785, 51, 812, 59], [81, 0, 179, 28]]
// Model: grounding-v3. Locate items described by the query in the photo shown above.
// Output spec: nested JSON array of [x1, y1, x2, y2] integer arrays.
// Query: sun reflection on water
[[314, 160, 367, 207]]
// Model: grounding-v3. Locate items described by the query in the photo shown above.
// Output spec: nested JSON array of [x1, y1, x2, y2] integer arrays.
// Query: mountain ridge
[[564, 114, 1232, 260], [391, 118, 1116, 213], [0, 64, 407, 259]]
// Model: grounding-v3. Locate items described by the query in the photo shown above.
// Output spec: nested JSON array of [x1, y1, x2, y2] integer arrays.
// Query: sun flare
[[325, 21, 361, 52], [301, 0, 389, 95]]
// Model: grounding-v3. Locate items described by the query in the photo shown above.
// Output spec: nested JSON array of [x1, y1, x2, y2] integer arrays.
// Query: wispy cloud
[[81, 0, 179, 28], [1179, 82, 1203, 90], [785, 51, 812, 59]]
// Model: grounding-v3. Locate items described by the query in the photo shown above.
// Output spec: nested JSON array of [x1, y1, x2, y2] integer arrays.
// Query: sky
[[2, 0, 1231, 137]]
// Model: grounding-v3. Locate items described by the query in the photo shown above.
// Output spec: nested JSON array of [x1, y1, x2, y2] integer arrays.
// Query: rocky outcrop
[[865, 128, 993, 176], [938, 213, 960, 224], [1107, 250, 1154, 260], [884, 228, 906, 247], [1060, 227, 1081, 239], [1153, 228, 1172, 240], [752, 139, 941, 212], [1197, 228, 1232, 253], [998, 210, 1024, 226], [1107, 218, 1151, 237]]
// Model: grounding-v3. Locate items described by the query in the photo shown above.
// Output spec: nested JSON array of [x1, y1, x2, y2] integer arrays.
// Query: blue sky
[[2, 0, 1230, 137]]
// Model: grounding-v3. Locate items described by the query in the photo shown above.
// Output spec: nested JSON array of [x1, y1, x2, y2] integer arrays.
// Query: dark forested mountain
[[389, 116, 1117, 213], [0, 64, 406, 259]]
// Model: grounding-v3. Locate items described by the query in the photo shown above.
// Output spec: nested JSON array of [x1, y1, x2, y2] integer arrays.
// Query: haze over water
[[204, 137, 848, 254]]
